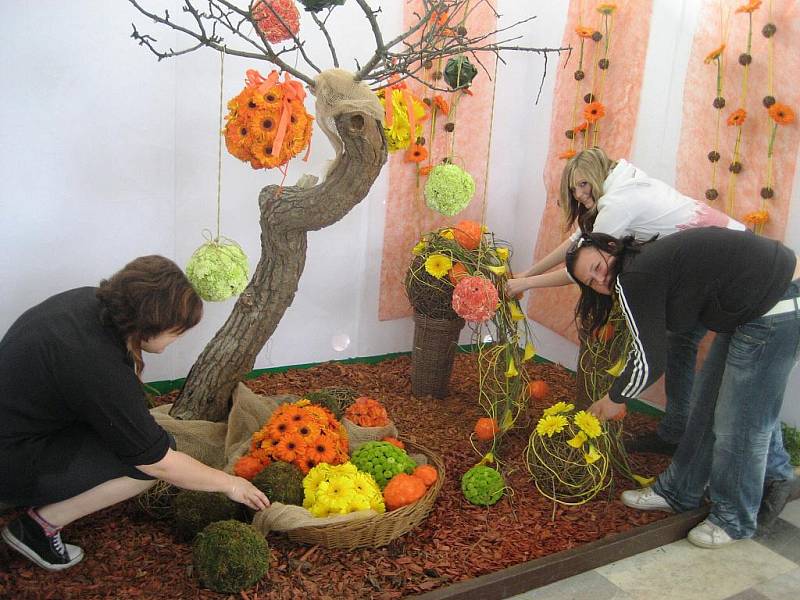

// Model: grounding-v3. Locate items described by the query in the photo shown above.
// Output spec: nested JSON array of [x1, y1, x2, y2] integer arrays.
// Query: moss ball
[[313, 386, 360, 413], [251, 461, 305, 506], [305, 391, 345, 419], [193, 520, 270, 593], [186, 240, 249, 302], [461, 466, 505, 506], [174, 490, 242, 541]]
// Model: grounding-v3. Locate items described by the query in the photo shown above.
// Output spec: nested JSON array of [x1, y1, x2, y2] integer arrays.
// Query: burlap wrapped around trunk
[[151, 383, 418, 535]]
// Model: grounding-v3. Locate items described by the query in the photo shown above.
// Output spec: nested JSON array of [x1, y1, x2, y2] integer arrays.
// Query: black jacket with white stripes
[[609, 227, 796, 404]]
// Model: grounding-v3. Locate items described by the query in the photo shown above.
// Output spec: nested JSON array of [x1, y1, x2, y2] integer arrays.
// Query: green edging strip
[[144, 344, 551, 396]]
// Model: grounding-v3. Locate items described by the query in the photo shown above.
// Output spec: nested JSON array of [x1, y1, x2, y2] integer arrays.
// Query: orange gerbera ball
[[453, 220, 484, 250]]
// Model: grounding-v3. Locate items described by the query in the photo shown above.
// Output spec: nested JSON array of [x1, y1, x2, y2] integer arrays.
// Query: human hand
[[505, 278, 528, 300], [588, 395, 626, 421], [227, 476, 270, 511]]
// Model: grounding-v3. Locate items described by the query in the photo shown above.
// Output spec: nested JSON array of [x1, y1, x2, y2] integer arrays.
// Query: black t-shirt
[[609, 227, 796, 403], [0, 287, 171, 490]]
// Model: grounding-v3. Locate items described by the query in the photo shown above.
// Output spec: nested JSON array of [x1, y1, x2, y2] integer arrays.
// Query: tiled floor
[[509, 499, 800, 600]]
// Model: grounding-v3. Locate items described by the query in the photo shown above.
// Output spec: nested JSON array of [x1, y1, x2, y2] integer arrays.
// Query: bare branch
[[311, 10, 339, 68], [352, 0, 386, 80]]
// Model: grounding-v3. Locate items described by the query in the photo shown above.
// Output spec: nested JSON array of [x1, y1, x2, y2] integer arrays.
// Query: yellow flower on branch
[[523, 342, 536, 362], [508, 302, 525, 321], [704, 44, 725, 64], [424, 253, 452, 278], [574, 410, 602, 438], [440, 228, 455, 240], [486, 264, 508, 276], [584, 445, 603, 465], [606, 356, 626, 376], [567, 431, 588, 448], [500, 410, 514, 432], [536, 414, 568, 437], [543, 401, 575, 416], [495, 247, 509, 262], [633, 474, 656, 486], [505, 357, 518, 378], [412, 240, 427, 256]]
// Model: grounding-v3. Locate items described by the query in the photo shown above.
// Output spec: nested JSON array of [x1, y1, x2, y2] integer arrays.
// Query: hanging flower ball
[[252, 0, 300, 44], [451, 276, 499, 322], [443, 55, 478, 90], [299, 0, 346, 11], [224, 69, 314, 170], [424, 164, 475, 216], [186, 240, 249, 302], [378, 87, 428, 152]]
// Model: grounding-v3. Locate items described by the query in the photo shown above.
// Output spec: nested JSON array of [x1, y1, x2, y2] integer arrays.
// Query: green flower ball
[[351, 441, 417, 489], [461, 466, 505, 506], [424, 164, 475, 216], [193, 520, 269, 593], [444, 55, 478, 90], [186, 240, 249, 302], [299, 0, 346, 11]]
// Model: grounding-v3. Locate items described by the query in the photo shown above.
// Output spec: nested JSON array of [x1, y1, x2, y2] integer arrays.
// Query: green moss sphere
[[193, 520, 270, 593], [461, 466, 505, 506], [185, 240, 249, 302], [351, 441, 417, 489], [251, 461, 305, 506], [174, 490, 241, 541]]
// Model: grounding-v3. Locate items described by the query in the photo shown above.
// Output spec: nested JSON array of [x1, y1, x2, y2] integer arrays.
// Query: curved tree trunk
[[170, 112, 387, 421]]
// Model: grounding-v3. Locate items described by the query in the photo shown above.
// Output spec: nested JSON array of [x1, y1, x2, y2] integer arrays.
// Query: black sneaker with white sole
[[1, 513, 84, 571]]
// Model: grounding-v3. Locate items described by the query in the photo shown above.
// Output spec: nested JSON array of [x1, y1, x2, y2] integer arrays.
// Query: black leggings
[[5, 425, 175, 507]]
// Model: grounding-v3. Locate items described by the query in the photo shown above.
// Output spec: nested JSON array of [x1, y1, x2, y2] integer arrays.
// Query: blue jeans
[[653, 280, 800, 539]]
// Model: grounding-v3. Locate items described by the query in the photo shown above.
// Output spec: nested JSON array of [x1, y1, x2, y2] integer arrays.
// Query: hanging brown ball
[[565, 129, 575, 140], [444, 122, 455, 132], [592, 31, 603, 42], [707, 150, 720, 163], [584, 93, 595, 104], [574, 70, 585, 81], [598, 58, 610, 70], [705, 188, 719, 201], [713, 96, 726, 109], [738, 53, 752, 66], [760, 187, 774, 199], [457, 25, 468, 36], [729, 161, 743, 174], [762, 23, 777, 38], [763, 95, 776, 108]]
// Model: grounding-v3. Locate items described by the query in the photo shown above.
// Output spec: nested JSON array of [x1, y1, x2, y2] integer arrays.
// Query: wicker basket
[[286, 439, 445, 549], [410, 312, 465, 399]]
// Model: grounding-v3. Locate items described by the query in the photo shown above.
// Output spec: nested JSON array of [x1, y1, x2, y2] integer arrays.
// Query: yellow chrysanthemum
[[495, 247, 509, 261], [536, 414, 568, 437], [584, 444, 603, 464], [574, 410, 603, 438], [412, 240, 428, 256], [567, 431, 588, 448], [316, 476, 356, 512], [424, 253, 453, 278], [381, 89, 427, 152], [543, 402, 575, 416], [523, 342, 536, 362]]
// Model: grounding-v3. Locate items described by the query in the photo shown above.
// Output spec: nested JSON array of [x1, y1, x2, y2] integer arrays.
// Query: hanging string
[[215, 46, 226, 242]]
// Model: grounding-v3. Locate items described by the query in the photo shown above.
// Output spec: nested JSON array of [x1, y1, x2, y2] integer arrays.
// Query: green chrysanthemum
[[424, 164, 475, 216], [186, 240, 249, 302]]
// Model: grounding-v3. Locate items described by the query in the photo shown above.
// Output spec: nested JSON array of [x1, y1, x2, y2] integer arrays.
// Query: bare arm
[[506, 268, 573, 297], [137, 448, 269, 511]]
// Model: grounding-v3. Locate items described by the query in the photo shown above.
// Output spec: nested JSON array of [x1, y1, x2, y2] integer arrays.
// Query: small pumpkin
[[474, 417, 499, 441], [382, 436, 405, 449], [413, 464, 438, 487], [448, 262, 469, 285], [528, 380, 550, 400], [383, 473, 427, 511]]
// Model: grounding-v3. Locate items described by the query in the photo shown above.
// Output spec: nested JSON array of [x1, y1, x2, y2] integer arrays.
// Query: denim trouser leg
[[767, 422, 795, 482], [654, 286, 800, 539], [660, 325, 708, 443]]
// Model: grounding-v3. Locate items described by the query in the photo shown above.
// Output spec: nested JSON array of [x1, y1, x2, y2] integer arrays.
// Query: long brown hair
[[96, 255, 202, 375]]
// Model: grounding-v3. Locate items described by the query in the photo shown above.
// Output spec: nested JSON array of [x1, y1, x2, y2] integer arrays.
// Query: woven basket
[[286, 439, 445, 549], [410, 312, 465, 399]]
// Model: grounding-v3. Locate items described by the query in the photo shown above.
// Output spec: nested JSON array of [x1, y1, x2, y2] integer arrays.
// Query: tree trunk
[[170, 112, 387, 421]]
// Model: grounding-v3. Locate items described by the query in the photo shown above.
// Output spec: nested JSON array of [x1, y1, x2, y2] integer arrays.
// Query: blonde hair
[[559, 147, 617, 232]]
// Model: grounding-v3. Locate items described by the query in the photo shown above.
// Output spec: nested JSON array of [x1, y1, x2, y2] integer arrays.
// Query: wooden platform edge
[[414, 506, 710, 600]]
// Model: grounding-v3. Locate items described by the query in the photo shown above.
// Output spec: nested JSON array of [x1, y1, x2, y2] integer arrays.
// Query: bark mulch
[[0, 354, 671, 600]]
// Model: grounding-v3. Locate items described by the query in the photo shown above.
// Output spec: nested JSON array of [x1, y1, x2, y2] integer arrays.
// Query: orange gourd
[[528, 380, 550, 400], [474, 417, 499, 441], [453, 220, 483, 250], [383, 473, 428, 511], [413, 464, 438, 487], [382, 436, 405, 449]]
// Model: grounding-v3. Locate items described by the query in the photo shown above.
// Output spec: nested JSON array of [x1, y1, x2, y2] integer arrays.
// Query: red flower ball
[[252, 0, 300, 44], [451, 276, 499, 322]]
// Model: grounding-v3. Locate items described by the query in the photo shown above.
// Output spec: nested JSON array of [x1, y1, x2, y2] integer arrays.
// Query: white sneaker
[[620, 487, 674, 512], [688, 519, 736, 548]]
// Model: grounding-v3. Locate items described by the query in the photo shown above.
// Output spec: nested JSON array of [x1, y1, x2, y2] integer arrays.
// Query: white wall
[[1, 1, 798, 425]]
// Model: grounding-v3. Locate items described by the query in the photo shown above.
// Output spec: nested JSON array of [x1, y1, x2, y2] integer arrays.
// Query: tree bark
[[170, 112, 387, 421]]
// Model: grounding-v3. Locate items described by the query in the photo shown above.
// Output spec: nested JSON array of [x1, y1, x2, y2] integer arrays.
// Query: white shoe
[[620, 487, 674, 512], [687, 519, 736, 549]]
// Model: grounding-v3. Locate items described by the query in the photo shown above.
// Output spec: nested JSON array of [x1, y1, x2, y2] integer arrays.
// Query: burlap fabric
[[342, 418, 398, 453], [151, 383, 412, 535], [312, 69, 384, 168]]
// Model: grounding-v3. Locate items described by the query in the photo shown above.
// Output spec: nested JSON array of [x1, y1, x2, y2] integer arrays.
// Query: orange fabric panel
[[526, 0, 654, 343], [675, 0, 800, 240], [377, 1, 498, 321]]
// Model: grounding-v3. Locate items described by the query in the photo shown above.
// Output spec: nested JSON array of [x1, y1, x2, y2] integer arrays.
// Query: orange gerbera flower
[[433, 94, 450, 115], [727, 108, 747, 127], [742, 209, 769, 225], [419, 165, 433, 176], [558, 149, 577, 160], [768, 103, 795, 125], [405, 144, 429, 163], [575, 26, 596, 39], [704, 44, 726, 64], [573, 122, 589, 133], [266, 417, 291, 441], [295, 421, 321, 442], [306, 435, 338, 464], [735, 0, 762, 13], [275, 432, 305, 462], [584, 101, 606, 123]]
